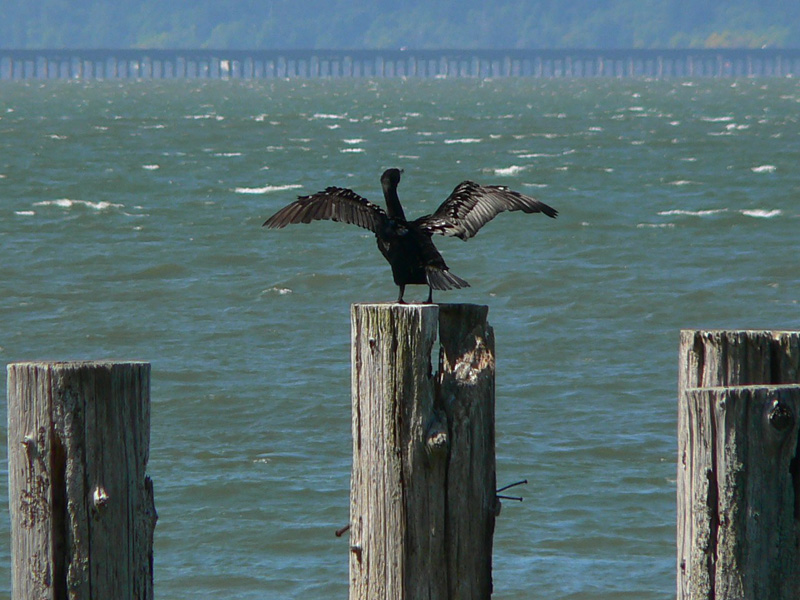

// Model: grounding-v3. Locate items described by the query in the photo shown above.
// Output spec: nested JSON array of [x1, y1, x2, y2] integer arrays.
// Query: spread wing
[[262, 186, 388, 234], [415, 181, 558, 240]]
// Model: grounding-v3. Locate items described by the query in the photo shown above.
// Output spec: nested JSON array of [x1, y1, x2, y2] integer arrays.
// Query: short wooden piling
[[349, 304, 497, 600], [7, 361, 156, 600], [678, 330, 800, 600]]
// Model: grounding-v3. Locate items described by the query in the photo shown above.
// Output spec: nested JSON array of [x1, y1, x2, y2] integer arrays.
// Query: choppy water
[[1, 77, 799, 599]]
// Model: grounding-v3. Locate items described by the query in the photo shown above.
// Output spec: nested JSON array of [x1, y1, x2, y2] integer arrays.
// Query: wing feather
[[415, 181, 558, 240], [263, 186, 387, 234]]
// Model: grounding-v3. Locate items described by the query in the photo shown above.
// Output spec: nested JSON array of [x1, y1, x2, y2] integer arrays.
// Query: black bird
[[263, 168, 558, 303]]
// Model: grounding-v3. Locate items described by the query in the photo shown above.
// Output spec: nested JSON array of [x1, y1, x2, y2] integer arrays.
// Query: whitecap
[[261, 287, 293, 296], [493, 165, 526, 176], [142, 164, 160, 170], [214, 152, 243, 158], [343, 138, 365, 144], [702, 116, 734, 122], [340, 148, 364, 153], [185, 114, 223, 121], [444, 138, 481, 144], [380, 126, 407, 132], [313, 113, 346, 120], [751, 165, 777, 173], [741, 209, 781, 218], [234, 184, 302, 194], [637, 223, 675, 228], [658, 209, 728, 216], [14, 210, 35, 216], [667, 180, 698, 186], [33, 199, 123, 210], [516, 153, 556, 158]]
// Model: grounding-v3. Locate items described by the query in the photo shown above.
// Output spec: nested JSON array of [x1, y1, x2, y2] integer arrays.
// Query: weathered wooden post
[[7, 361, 157, 600], [678, 330, 800, 600], [349, 304, 498, 600]]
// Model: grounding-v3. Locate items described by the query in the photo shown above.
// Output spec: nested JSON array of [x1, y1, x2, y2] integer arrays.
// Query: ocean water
[[1, 77, 799, 599]]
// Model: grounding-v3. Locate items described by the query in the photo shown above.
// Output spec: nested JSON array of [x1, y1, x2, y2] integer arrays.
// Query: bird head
[[381, 168, 403, 188]]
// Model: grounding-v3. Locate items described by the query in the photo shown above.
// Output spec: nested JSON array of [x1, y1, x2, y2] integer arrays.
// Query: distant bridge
[[2, 49, 799, 80]]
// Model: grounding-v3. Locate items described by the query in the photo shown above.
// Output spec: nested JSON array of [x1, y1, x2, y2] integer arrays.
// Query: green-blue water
[[1, 77, 799, 599]]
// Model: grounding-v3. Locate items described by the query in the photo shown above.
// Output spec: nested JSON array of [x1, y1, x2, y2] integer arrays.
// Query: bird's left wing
[[415, 181, 558, 240], [263, 186, 388, 234]]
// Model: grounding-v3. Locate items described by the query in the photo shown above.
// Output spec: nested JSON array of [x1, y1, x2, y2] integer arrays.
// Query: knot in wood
[[426, 429, 449, 456], [93, 486, 110, 510], [768, 400, 794, 432], [21, 434, 38, 458], [425, 416, 449, 459], [454, 361, 477, 383]]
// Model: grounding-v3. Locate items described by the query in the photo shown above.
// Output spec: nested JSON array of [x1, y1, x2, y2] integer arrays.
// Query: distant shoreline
[[2, 48, 799, 79]]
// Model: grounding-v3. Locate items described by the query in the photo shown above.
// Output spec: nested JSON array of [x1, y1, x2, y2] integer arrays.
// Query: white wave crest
[[493, 165, 526, 176], [234, 184, 303, 194], [33, 199, 123, 210], [751, 165, 777, 173], [262, 287, 293, 296], [741, 209, 782, 218], [658, 209, 728, 216], [444, 138, 481, 144]]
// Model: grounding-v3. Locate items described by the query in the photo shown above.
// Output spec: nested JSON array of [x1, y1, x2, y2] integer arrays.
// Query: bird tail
[[426, 267, 470, 291]]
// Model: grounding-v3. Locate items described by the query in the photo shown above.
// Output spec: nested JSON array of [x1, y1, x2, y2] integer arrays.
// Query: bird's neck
[[383, 184, 406, 221]]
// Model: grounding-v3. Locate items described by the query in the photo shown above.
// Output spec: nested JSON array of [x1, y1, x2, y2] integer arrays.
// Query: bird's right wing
[[415, 181, 558, 240], [263, 186, 388, 234]]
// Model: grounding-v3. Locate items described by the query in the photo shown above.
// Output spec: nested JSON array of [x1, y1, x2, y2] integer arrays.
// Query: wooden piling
[[679, 329, 800, 391], [349, 304, 497, 600], [7, 361, 156, 600], [678, 330, 800, 600]]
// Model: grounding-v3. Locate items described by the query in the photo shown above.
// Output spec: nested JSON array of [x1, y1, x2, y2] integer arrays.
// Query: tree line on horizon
[[1, 0, 798, 50]]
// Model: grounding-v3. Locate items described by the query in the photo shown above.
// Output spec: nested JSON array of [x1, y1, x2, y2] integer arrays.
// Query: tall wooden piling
[[349, 304, 497, 600], [7, 361, 156, 600], [677, 330, 800, 600]]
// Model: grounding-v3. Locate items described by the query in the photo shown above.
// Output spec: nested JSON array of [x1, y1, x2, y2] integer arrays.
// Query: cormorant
[[263, 168, 558, 303]]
